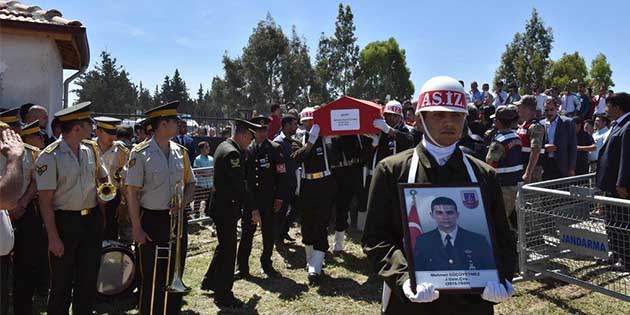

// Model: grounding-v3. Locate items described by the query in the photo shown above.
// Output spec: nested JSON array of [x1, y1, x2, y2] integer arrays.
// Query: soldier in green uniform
[[200, 119, 261, 309], [126, 101, 197, 315], [362, 76, 516, 314], [516, 95, 546, 184], [35, 102, 111, 315], [235, 116, 285, 278]]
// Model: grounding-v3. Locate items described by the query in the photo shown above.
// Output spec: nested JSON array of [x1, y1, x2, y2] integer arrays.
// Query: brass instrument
[[149, 181, 189, 315], [97, 182, 117, 202]]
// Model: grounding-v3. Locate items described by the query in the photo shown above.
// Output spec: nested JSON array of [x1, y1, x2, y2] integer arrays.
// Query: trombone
[[149, 180, 189, 315]]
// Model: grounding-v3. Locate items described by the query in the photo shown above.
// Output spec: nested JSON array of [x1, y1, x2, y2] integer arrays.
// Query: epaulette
[[81, 139, 98, 146], [132, 141, 150, 152], [23, 143, 41, 153], [43, 140, 60, 154], [174, 142, 188, 152], [113, 141, 130, 154]]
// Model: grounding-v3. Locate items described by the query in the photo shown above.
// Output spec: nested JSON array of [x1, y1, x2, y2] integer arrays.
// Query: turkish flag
[[408, 199, 423, 249]]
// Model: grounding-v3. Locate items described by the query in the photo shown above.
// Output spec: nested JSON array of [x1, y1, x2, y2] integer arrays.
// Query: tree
[[282, 27, 315, 107], [159, 75, 172, 103], [546, 52, 588, 92], [137, 81, 152, 111], [73, 51, 137, 113], [222, 55, 247, 115], [311, 34, 334, 104], [208, 76, 228, 118], [328, 3, 360, 97], [170, 69, 190, 112], [351, 38, 414, 101], [494, 8, 554, 93], [589, 53, 614, 90], [152, 85, 161, 107]]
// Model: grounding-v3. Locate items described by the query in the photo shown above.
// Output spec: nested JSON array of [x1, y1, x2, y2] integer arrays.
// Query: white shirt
[[594, 95, 607, 115], [535, 94, 548, 114], [493, 91, 508, 106], [439, 226, 459, 247], [561, 94, 581, 114], [590, 127, 609, 162], [422, 137, 457, 166]]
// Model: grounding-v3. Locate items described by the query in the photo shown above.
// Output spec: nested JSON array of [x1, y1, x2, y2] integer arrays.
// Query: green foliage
[[73, 51, 137, 113], [351, 38, 414, 101], [494, 8, 554, 93], [137, 81, 152, 111], [546, 52, 588, 91], [589, 53, 614, 90]]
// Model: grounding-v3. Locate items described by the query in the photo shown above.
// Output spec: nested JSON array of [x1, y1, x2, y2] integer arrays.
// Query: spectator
[[470, 81, 483, 106], [193, 141, 214, 189], [173, 120, 196, 162], [482, 83, 494, 106], [220, 127, 231, 138], [459, 80, 472, 103], [50, 117, 61, 140], [560, 87, 581, 116], [608, 89, 615, 98], [577, 84, 591, 118], [542, 98, 577, 180], [592, 86, 608, 116], [533, 86, 548, 116], [506, 85, 521, 104], [573, 117, 595, 175], [268, 104, 282, 140], [589, 115, 609, 172], [493, 81, 508, 106], [116, 125, 134, 150]]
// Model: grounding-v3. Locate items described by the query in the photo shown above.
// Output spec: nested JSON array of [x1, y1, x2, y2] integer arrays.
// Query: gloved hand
[[481, 280, 515, 303], [368, 134, 379, 146], [372, 119, 391, 134], [308, 124, 320, 144], [402, 279, 440, 303]]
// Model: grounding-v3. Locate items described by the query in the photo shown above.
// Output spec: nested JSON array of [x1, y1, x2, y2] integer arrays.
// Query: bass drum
[[96, 240, 136, 299]]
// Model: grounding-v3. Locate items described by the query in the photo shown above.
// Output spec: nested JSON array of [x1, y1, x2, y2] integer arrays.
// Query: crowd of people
[[0, 74, 628, 314]]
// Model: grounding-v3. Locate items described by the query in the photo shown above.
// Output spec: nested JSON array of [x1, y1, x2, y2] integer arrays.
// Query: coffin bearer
[[35, 101, 110, 315], [126, 101, 196, 315], [362, 76, 517, 314], [236, 116, 286, 278], [200, 119, 261, 309], [94, 116, 129, 240]]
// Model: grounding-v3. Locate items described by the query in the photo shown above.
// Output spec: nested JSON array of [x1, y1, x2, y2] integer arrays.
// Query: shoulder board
[[23, 143, 41, 153], [43, 140, 60, 154], [81, 139, 98, 146], [114, 141, 130, 154], [174, 142, 188, 152], [132, 141, 150, 152]]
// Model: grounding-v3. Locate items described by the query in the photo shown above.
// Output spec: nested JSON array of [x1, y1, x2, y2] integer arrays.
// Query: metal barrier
[[517, 173, 630, 301], [186, 166, 214, 223]]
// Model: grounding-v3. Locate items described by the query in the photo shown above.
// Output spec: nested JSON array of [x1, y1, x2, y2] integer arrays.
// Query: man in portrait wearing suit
[[596, 92, 630, 270], [542, 98, 577, 180], [413, 196, 495, 271]]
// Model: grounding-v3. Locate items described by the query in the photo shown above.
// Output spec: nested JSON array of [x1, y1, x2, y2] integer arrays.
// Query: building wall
[[0, 32, 63, 127]]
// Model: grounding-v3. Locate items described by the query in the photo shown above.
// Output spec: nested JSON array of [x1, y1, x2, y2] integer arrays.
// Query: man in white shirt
[[534, 87, 548, 116], [561, 88, 581, 116], [493, 81, 508, 106], [593, 86, 607, 116], [589, 114, 610, 172]]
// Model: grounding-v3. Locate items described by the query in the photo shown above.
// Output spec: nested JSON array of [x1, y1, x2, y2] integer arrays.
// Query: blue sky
[[39, 0, 630, 105]]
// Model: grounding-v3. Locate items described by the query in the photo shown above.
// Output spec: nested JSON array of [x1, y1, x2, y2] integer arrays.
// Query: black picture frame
[[397, 183, 502, 294]]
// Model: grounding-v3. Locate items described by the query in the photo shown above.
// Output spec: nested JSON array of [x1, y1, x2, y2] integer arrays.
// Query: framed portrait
[[398, 184, 500, 293]]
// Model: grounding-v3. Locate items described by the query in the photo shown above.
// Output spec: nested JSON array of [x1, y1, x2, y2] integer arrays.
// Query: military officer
[[20, 120, 46, 149], [236, 116, 286, 278], [362, 76, 516, 314], [35, 101, 110, 315], [94, 116, 129, 240], [290, 107, 338, 285], [486, 105, 523, 231], [0, 107, 22, 134], [516, 95, 546, 184], [200, 119, 261, 310], [126, 101, 196, 315], [8, 121, 47, 315]]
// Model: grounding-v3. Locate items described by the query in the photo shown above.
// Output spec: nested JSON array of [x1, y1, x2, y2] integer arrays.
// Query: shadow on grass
[[527, 281, 590, 315], [215, 294, 261, 315], [316, 275, 381, 304], [247, 273, 309, 300], [275, 242, 306, 270]]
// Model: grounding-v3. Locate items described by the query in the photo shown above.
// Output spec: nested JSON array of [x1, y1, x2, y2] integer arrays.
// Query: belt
[[303, 170, 331, 180], [522, 147, 545, 154], [57, 208, 94, 216], [495, 165, 524, 174]]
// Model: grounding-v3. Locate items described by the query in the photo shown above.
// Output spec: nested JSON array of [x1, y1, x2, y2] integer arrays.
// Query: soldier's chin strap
[[418, 112, 446, 148]]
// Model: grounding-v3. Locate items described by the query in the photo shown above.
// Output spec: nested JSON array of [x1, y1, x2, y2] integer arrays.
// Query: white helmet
[[383, 100, 403, 117], [299, 107, 314, 122], [416, 76, 468, 114]]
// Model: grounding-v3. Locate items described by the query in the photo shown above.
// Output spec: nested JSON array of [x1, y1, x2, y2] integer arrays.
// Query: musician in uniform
[[362, 76, 516, 314], [126, 101, 196, 315], [0, 107, 22, 134], [8, 121, 46, 315], [35, 101, 110, 315], [290, 107, 338, 285], [201, 119, 261, 309], [20, 121, 46, 149], [94, 116, 129, 240]]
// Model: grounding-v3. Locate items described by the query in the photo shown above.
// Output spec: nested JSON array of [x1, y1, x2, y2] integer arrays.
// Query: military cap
[[0, 107, 21, 127], [249, 115, 271, 126], [514, 95, 537, 110], [94, 116, 122, 135], [144, 100, 181, 120], [20, 120, 41, 137], [234, 118, 262, 135], [493, 105, 519, 121], [54, 101, 93, 122]]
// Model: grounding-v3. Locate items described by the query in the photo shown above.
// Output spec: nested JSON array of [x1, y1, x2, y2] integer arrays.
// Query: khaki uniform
[[35, 138, 108, 315], [523, 123, 545, 182], [97, 140, 130, 240], [125, 137, 195, 315], [362, 144, 516, 314]]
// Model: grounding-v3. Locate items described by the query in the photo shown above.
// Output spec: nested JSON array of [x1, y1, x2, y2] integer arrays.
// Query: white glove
[[402, 279, 440, 303], [481, 280, 515, 303], [372, 119, 391, 134], [308, 124, 320, 144], [324, 136, 332, 145], [368, 134, 379, 146]]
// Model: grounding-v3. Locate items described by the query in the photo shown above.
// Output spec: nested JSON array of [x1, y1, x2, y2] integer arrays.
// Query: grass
[[21, 222, 630, 314]]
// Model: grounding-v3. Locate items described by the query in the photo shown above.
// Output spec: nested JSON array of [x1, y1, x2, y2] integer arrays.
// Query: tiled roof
[[0, 0, 82, 27]]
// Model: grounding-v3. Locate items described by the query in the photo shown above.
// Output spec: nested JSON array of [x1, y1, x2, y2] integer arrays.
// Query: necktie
[[445, 234, 455, 258]]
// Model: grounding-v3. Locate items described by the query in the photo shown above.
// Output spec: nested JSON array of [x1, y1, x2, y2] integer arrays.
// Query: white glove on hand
[[403, 279, 440, 303], [481, 280, 515, 303], [372, 119, 391, 134], [368, 134, 379, 146], [308, 124, 320, 144]]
